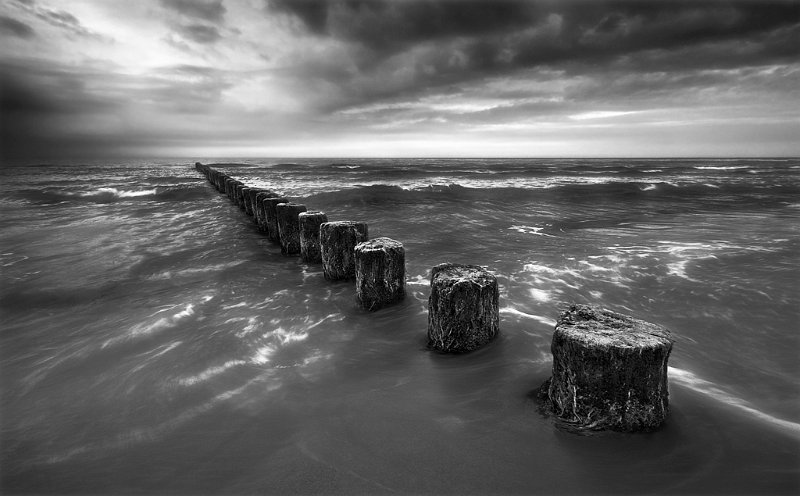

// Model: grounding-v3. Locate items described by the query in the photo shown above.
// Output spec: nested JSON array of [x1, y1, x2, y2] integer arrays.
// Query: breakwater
[[195, 161, 677, 432]]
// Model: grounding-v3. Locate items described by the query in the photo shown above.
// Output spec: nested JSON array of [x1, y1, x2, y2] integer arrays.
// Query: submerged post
[[299, 211, 328, 263], [545, 304, 673, 432], [427, 263, 499, 353], [276, 203, 307, 256], [355, 237, 405, 310], [319, 221, 369, 280]]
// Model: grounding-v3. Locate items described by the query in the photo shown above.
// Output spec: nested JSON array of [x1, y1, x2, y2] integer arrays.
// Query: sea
[[1, 158, 798, 495]]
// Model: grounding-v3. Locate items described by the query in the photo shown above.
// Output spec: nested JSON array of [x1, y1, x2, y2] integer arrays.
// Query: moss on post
[[276, 203, 307, 256], [299, 211, 328, 263], [319, 221, 369, 280], [546, 304, 673, 432], [427, 263, 499, 353], [355, 237, 405, 311]]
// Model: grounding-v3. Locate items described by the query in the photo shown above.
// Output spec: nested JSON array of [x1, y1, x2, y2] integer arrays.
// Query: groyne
[[194, 161, 675, 432]]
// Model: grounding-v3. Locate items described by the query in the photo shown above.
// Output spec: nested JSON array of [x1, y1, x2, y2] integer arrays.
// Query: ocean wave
[[302, 180, 798, 207], [693, 165, 751, 171], [16, 185, 211, 204], [102, 295, 214, 348], [669, 367, 800, 438]]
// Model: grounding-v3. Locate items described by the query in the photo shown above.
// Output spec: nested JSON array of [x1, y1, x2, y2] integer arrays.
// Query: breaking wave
[[17, 185, 211, 204]]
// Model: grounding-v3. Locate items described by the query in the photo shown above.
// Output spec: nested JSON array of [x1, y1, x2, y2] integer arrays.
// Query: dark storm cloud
[[161, 0, 227, 23], [0, 58, 233, 160], [177, 23, 223, 44], [0, 15, 34, 38], [271, 0, 537, 50], [160, 0, 227, 46], [268, 0, 800, 110], [6, 0, 105, 39]]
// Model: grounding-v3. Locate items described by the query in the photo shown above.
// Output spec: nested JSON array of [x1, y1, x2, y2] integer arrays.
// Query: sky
[[1, 0, 798, 159]]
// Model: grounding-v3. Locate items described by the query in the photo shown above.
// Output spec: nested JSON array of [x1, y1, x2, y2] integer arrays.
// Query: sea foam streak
[[669, 367, 800, 438]]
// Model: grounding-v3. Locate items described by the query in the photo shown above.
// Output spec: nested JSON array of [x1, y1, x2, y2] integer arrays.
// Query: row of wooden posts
[[195, 162, 674, 433]]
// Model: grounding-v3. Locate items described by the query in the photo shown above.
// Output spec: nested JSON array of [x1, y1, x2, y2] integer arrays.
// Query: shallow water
[[1, 158, 798, 494]]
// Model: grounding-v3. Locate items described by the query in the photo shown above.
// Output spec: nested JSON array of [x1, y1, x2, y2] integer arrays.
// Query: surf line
[[669, 366, 800, 438]]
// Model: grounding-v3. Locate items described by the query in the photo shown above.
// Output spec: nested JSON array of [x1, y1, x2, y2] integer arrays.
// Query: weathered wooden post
[[225, 178, 235, 199], [427, 263, 499, 353], [241, 187, 253, 214], [229, 180, 242, 203], [262, 197, 289, 242], [319, 221, 369, 280], [354, 237, 405, 310], [254, 192, 274, 232], [247, 189, 264, 220], [276, 203, 307, 255], [545, 304, 673, 432], [299, 211, 328, 263]]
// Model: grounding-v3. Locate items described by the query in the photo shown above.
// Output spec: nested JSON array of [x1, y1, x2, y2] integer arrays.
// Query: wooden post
[[276, 203, 307, 255], [262, 197, 289, 242], [241, 187, 253, 215], [319, 221, 369, 280], [427, 263, 499, 353], [355, 237, 405, 310], [546, 304, 673, 432], [299, 211, 328, 263], [254, 191, 275, 232]]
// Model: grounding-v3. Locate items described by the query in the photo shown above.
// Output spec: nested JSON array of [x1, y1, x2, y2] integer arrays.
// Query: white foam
[[500, 307, 556, 326], [509, 225, 555, 237], [529, 288, 552, 302], [91, 187, 156, 198], [148, 262, 243, 281], [407, 274, 430, 286], [251, 345, 276, 365], [235, 317, 260, 337], [176, 360, 247, 387], [268, 327, 309, 345], [669, 367, 800, 438], [102, 303, 197, 348], [694, 166, 750, 170]]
